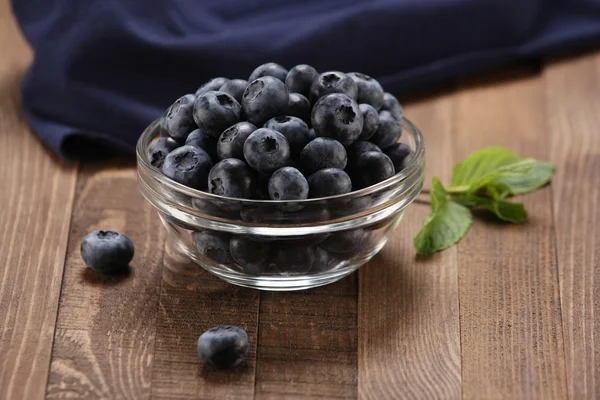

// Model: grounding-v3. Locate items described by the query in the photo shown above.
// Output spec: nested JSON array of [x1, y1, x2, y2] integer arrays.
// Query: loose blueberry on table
[[197, 325, 249, 368], [80, 230, 134, 273], [147, 62, 412, 277]]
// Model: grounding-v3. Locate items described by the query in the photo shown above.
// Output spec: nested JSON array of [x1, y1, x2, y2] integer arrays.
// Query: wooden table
[[1, 4, 599, 400]]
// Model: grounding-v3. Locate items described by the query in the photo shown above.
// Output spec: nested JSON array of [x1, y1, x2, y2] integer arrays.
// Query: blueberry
[[331, 195, 372, 218], [192, 230, 232, 264], [243, 128, 290, 172], [242, 76, 289, 126], [369, 111, 402, 150], [280, 205, 331, 223], [309, 71, 358, 103], [217, 122, 257, 160], [162, 145, 214, 189], [319, 228, 366, 254], [354, 151, 395, 188], [197, 326, 249, 369], [191, 198, 239, 219], [195, 77, 230, 97], [268, 244, 315, 275], [80, 230, 134, 273], [268, 167, 308, 200], [300, 137, 347, 175], [347, 72, 384, 110], [285, 64, 319, 97], [163, 94, 197, 140], [219, 79, 248, 103], [346, 140, 382, 161], [307, 128, 317, 141], [287, 234, 330, 247], [384, 143, 412, 172], [264, 116, 310, 155], [185, 128, 218, 161], [248, 62, 288, 83], [147, 137, 179, 168], [253, 171, 272, 199], [193, 91, 241, 137], [230, 236, 270, 273], [284, 156, 303, 171], [308, 168, 352, 198], [358, 104, 379, 141], [240, 207, 285, 224], [346, 140, 382, 172], [381, 93, 404, 122], [311, 247, 332, 273], [286, 92, 311, 123], [301, 206, 331, 223], [208, 158, 255, 199], [311, 94, 363, 146]]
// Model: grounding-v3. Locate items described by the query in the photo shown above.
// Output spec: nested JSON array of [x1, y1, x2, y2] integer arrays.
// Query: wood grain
[[454, 69, 568, 399], [46, 163, 166, 399], [0, 3, 79, 400], [358, 93, 462, 399], [544, 53, 600, 399], [254, 276, 358, 399], [150, 237, 259, 400]]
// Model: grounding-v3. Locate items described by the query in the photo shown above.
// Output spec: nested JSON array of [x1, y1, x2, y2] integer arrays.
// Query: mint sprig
[[414, 147, 555, 255]]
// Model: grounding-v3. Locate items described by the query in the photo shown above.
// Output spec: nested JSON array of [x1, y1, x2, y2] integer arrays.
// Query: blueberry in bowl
[[137, 63, 424, 291]]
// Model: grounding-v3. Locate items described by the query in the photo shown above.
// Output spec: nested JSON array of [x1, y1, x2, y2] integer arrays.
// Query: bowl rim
[[136, 117, 425, 205]]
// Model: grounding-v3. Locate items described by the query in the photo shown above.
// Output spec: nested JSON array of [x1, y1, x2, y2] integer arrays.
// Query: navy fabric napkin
[[12, 0, 600, 159]]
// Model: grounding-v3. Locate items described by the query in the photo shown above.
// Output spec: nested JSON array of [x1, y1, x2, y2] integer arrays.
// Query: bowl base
[[204, 264, 360, 291], [174, 239, 387, 291]]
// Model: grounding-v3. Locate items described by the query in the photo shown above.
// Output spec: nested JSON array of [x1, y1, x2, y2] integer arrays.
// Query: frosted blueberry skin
[[311, 93, 363, 146], [80, 230, 134, 273], [197, 326, 249, 368]]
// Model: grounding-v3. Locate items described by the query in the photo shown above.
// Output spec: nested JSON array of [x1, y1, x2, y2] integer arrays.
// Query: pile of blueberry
[[147, 62, 412, 201]]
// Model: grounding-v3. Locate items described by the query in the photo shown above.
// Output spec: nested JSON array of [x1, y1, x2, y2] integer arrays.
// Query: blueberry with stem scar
[[81, 230, 134, 273]]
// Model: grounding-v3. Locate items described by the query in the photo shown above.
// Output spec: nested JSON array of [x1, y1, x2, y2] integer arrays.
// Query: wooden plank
[[46, 164, 166, 399], [150, 237, 259, 400], [454, 69, 567, 399], [358, 92, 462, 399], [0, 3, 79, 399], [544, 53, 600, 399], [254, 276, 358, 399]]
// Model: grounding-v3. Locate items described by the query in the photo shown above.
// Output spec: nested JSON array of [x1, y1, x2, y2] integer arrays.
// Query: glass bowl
[[136, 118, 425, 291]]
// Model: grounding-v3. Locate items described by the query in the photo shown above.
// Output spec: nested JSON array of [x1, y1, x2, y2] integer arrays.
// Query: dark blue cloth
[[12, 0, 600, 159]]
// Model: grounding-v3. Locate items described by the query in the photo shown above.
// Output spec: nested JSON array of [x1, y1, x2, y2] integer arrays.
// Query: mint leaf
[[469, 158, 536, 194], [457, 194, 528, 223], [494, 160, 555, 195], [414, 177, 473, 255], [414, 146, 556, 255], [490, 198, 527, 223], [451, 147, 521, 188]]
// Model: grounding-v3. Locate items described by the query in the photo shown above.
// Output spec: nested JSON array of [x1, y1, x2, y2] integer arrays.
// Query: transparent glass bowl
[[136, 118, 425, 291]]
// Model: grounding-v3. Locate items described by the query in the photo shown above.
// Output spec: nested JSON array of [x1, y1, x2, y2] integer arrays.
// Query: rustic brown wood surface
[[1, 3, 600, 400]]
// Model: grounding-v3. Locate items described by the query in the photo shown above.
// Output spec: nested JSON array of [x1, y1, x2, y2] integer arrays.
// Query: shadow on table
[[81, 264, 133, 286]]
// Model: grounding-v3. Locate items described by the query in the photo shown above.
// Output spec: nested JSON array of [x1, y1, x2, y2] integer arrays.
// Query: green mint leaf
[[469, 158, 536, 194], [457, 194, 528, 223], [414, 177, 473, 255], [451, 147, 521, 188], [493, 160, 555, 195]]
